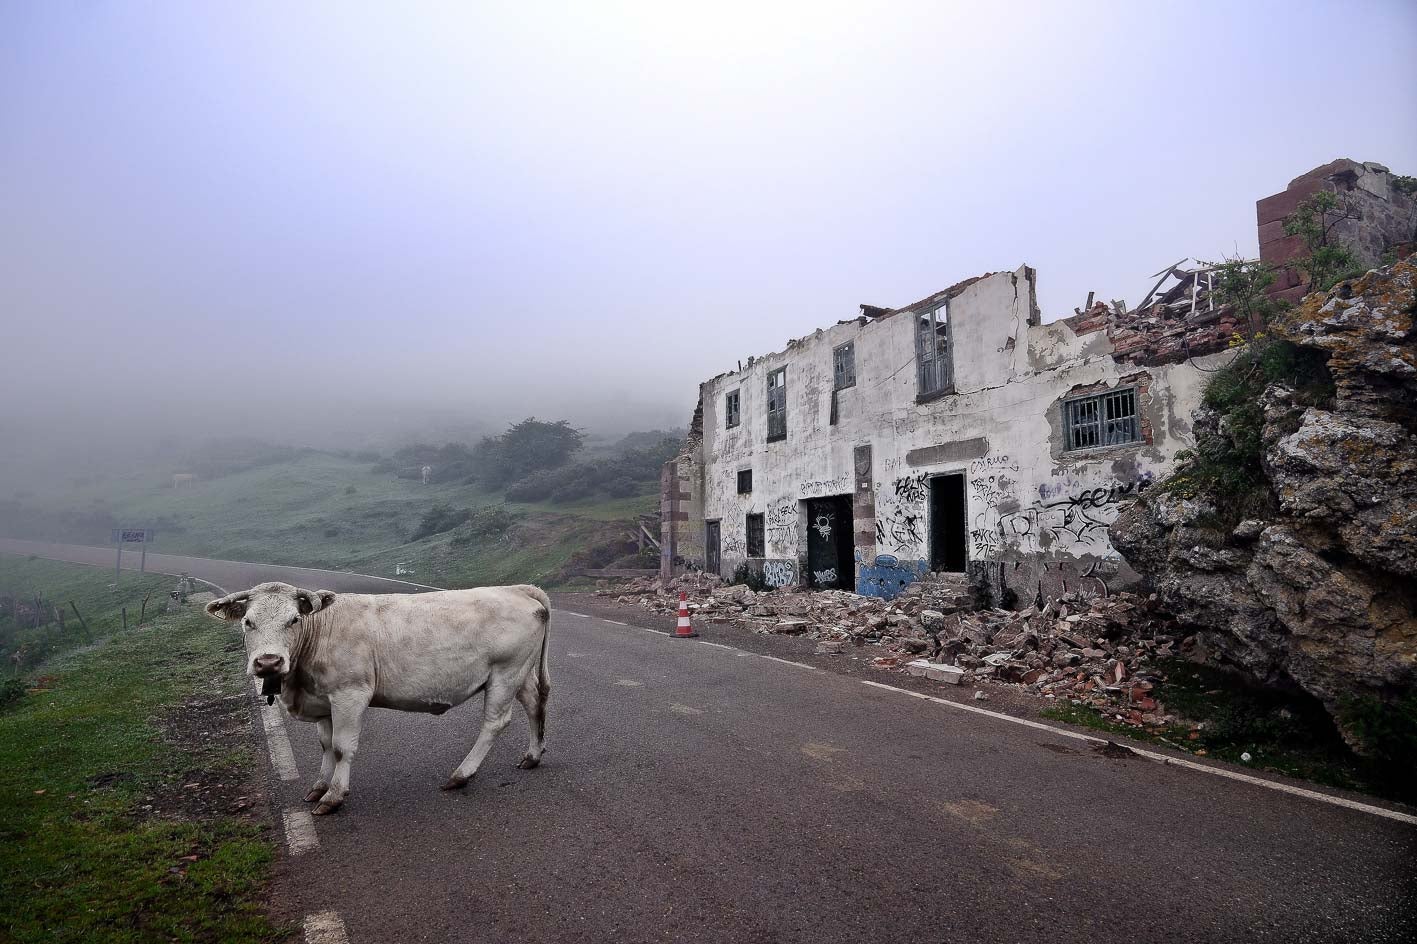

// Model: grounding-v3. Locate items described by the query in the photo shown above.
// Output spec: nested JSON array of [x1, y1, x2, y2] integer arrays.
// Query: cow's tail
[[514, 586, 552, 727]]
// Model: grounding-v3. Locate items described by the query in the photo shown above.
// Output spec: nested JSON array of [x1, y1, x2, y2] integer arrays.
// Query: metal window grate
[[833, 342, 856, 390], [746, 513, 765, 557], [725, 390, 740, 429], [1064, 387, 1140, 450], [916, 305, 953, 396], [737, 469, 752, 494], [766, 368, 787, 441]]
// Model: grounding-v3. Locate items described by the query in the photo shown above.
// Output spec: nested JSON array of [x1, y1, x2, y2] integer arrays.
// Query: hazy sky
[[3, 1, 1415, 442]]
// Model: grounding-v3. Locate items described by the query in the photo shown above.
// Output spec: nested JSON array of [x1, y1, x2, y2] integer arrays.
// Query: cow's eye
[[242, 618, 253, 631], [288, 617, 299, 627]]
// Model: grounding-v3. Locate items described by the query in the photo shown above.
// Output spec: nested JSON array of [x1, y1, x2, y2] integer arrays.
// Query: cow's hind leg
[[305, 716, 334, 803], [313, 692, 369, 815], [515, 672, 548, 770], [441, 677, 517, 790]]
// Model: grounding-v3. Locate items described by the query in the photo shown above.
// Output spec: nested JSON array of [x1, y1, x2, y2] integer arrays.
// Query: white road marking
[[303, 910, 349, 944], [252, 679, 300, 781], [602, 619, 628, 626], [283, 809, 320, 855], [697, 641, 736, 651], [564, 612, 591, 618], [859, 679, 1417, 827], [758, 655, 820, 672]]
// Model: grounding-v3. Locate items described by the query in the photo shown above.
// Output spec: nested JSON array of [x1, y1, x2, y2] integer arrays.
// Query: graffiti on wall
[[813, 567, 838, 585], [873, 472, 930, 555], [876, 509, 923, 552], [892, 472, 929, 505], [766, 499, 796, 547], [857, 554, 929, 599], [800, 474, 850, 498], [763, 559, 796, 588], [812, 511, 835, 540], [972, 476, 1151, 559]]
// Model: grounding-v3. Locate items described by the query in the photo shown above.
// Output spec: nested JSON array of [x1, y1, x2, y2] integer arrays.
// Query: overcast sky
[[2, 0, 1414, 443]]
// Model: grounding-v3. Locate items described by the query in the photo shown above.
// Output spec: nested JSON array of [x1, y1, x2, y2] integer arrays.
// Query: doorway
[[806, 495, 854, 590], [929, 474, 967, 572], [705, 520, 721, 577]]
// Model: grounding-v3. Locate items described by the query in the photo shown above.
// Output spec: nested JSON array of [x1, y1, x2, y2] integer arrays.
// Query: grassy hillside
[[0, 556, 285, 942], [3, 450, 657, 588]]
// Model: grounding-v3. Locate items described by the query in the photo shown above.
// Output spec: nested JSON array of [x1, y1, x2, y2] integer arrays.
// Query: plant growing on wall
[[1201, 256, 1286, 335], [1282, 190, 1363, 291]]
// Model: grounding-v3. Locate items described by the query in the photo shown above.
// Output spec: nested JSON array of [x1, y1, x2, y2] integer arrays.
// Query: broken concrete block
[[926, 664, 966, 685], [906, 659, 932, 677]]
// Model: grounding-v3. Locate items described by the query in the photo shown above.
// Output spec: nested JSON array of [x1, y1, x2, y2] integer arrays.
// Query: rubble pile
[[599, 573, 1184, 725]]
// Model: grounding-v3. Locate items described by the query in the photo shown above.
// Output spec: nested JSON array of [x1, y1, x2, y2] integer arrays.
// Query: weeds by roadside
[[0, 556, 287, 943]]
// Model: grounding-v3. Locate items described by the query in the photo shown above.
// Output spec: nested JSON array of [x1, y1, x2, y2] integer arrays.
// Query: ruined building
[[660, 160, 1415, 602]]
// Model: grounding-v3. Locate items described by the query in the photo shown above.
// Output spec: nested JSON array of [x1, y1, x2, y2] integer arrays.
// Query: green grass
[[1041, 658, 1413, 804], [1, 557, 172, 676], [0, 557, 287, 943], [6, 451, 657, 587]]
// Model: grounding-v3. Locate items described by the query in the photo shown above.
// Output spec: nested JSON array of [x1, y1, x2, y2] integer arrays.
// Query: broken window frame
[[737, 469, 753, 494], [915, 302, 953, 398], [724, 389, 741, 429], [832, 341, 856, 391], [1062, 386, 1141, 451], [766, 367, 787, 442], [746, 512, 765, 557]]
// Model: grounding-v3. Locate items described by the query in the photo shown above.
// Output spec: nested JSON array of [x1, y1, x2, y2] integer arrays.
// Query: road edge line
[[859, 679, 1417, 827]]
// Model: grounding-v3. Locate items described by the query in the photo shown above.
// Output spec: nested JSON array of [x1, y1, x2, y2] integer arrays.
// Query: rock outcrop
[[1111, 256, 1417, 752]]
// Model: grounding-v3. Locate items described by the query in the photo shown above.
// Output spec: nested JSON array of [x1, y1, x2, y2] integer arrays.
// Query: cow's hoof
[[440, 774, 471, 791], [516, 754, 541, 770], [312, 800, 342, 816], [304, 784, 327, 803]]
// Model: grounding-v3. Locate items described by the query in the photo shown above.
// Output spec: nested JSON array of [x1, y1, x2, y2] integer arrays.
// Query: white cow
[[206, 581, 551, 814]]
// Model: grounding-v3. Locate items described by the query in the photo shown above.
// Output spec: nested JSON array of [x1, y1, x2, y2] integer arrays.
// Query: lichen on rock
[[1111, 255, 1417, 756]]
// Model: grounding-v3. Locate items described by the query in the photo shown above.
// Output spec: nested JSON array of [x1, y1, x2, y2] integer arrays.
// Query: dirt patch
[[141, 692, 265, 821]]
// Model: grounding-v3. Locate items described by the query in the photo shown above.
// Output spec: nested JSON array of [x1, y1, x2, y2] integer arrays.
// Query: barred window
[[916, 304, 953, 397], [737, 469, 753, 494], [1063, 387, 1140, 451], [725, 390, 740, 429], [766, 368, 787, 442], [746, 513, 765, 557], [833, 341, 856, 390]]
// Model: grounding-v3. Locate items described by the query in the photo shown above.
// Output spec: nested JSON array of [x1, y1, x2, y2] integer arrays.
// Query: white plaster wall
[[696, 266, 1225, 594]]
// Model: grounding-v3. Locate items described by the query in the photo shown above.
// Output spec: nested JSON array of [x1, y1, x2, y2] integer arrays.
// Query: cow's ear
[[295, 588, 335, 616], [205, 593, 248, 621]]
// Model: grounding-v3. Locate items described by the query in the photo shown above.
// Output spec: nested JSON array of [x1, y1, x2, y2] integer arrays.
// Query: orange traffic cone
[[674, 590, 698, 638]]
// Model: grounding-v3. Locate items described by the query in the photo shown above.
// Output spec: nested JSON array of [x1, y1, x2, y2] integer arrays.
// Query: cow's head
[[205, 582, 335, 679]]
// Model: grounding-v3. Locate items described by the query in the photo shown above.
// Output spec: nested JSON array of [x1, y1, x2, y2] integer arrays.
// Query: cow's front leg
[[305, 717, 334, 803], [314, 692, 369, 815]]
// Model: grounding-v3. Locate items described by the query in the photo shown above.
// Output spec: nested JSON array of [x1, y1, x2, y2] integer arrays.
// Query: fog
[[3, 1, 1415, 476]]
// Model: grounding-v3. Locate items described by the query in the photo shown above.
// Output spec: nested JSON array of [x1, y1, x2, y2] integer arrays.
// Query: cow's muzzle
[[252, 654, 286, 677]]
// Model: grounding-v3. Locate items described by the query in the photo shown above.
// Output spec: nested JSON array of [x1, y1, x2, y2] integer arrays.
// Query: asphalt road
[[5, 539, 1416, 943]]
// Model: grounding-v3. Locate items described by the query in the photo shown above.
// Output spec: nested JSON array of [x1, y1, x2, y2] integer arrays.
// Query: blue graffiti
[[856, 555, 929, 600]]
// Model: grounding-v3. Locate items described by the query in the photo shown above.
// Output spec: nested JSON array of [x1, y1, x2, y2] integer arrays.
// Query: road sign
[[112, 528, 154, 543], [111, 528, 156, 577]]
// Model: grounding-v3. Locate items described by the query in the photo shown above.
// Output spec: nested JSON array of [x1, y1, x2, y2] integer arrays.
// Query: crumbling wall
[[682, 265, 1221, 600], [1258, 159, 1417, 303]]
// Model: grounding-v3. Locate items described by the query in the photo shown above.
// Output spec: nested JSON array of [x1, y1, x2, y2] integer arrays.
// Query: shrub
[[1340, 690, 1417, 773], [1162, 336, 1333, 525], [410, 504, 472, 541], [731, 562, 769, 592]]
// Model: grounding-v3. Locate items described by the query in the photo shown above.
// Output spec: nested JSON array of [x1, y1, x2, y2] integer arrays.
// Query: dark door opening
[[806, 495, 854, 590], [929, 474, 967, 572], [705, 520, 721, 577]]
